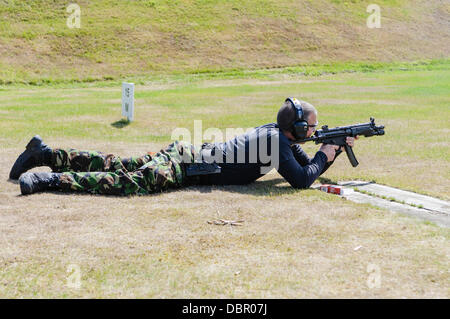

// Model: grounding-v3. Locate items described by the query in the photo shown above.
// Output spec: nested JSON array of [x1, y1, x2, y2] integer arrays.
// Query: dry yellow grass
[[1, 140, 448, 298]]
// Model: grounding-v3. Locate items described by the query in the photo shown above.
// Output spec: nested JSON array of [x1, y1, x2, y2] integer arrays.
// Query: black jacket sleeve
[[277, 151, 328, 189], [290, 144, 342, 176]]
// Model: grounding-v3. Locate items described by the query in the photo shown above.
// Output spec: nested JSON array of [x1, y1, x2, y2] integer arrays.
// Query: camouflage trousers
[[50, 141, 200, 196]]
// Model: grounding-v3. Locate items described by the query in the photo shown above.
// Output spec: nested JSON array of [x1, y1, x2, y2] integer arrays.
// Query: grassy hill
[[0, 0, 449, 83]]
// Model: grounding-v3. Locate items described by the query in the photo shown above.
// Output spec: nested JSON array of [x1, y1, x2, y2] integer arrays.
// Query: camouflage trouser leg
[[51, 149, 153, 173], [58, 141, 199, 196]]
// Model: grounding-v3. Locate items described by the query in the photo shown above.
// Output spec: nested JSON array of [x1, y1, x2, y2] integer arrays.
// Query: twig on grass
[[207, 219, 245, 226]]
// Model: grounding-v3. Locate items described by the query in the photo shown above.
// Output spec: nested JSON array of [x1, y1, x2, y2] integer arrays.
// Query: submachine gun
[[299, 117, 385, 167]]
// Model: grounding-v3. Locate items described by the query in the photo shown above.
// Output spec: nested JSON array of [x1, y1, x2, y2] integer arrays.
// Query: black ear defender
[[285, 97, 309, 140]]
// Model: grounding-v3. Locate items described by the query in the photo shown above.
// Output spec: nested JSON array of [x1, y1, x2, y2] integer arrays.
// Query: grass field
[[0, 62, 449, 298]]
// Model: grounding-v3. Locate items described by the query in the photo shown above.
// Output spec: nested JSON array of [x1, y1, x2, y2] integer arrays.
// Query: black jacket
[[199, 123, 337, 188]]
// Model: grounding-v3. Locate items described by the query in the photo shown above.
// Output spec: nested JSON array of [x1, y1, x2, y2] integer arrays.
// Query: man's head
[[277, 98, 318, 141]]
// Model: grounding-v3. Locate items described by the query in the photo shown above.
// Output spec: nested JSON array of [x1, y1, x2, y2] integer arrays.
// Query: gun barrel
[[297, 118, 385, 143]]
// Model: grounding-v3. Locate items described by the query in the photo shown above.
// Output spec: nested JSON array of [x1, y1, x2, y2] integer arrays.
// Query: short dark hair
[[277, 99, 317, 131]]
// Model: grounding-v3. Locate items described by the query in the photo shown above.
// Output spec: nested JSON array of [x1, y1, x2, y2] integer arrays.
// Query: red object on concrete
[[319, 184, 344, 195], [329, 185, 344, 195]]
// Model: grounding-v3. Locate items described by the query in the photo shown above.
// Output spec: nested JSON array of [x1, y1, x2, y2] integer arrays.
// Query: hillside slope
[[0, 0, 449, 83]]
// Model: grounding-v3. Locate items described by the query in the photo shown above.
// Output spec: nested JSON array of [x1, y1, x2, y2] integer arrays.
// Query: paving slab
[[338, 181, 450, 215], [342, 188, 450, 228], [313, 181, 450, 228]]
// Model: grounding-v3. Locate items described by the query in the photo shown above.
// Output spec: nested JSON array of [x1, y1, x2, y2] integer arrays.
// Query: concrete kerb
[[313, 181, 450, 228]]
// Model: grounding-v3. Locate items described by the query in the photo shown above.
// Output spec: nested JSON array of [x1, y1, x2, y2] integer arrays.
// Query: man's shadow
[[182, 177, 300, 197], [193, 176, 337, 196]]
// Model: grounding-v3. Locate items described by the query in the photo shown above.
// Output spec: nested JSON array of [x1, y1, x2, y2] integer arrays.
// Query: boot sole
[[25, 135, 44, 152], [9, 135, 45, 180]]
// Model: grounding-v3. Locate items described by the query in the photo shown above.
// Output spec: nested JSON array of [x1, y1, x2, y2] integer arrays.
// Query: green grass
[[1, 59, 448, 87]]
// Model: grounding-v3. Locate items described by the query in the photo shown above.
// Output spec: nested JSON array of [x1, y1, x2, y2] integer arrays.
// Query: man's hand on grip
[[319, 144, 340, 162]]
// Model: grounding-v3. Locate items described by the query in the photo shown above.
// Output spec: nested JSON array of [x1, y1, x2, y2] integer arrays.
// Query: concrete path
[[339, 181, 450, 215], [317, 181, 450, 228]]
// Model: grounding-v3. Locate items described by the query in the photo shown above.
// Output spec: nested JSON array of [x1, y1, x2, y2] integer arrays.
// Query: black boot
[[9, 135, 53, 180], [19, 172, 61, 195]]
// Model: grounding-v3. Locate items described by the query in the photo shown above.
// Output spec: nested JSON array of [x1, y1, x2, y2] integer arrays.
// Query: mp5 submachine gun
[[299, 117, 385, 167]]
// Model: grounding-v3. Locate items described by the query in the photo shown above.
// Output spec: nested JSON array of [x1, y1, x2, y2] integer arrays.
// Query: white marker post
[[122, 82, 134, 122]]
